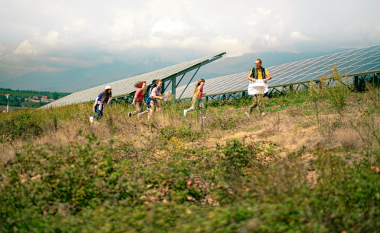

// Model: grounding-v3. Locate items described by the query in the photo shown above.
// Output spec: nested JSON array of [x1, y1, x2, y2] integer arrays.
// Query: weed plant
[[319, 65, 350, 114]]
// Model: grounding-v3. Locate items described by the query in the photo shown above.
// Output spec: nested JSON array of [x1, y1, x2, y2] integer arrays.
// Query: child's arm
[[152, 89, 163, 99], [132, 92, 138, 104], [93, 97, 98, 107]]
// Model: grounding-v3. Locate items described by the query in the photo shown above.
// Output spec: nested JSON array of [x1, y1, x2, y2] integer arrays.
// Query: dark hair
[[101, 89, 112, 103], [134, 81, 146, 88], [152, 79, 162, 88], [256, 59, 262, 64]]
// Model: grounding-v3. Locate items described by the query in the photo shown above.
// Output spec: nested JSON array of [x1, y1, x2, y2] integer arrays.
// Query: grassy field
[[0, 105, 25, 111], [0, 70, 380, 232], [0, 101, 47, 112]]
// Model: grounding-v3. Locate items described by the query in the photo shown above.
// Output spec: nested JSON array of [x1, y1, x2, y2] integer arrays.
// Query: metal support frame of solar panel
[[177, 69, 380, 102], [176, 44, 380, 100], [41, 52, 226, 108]]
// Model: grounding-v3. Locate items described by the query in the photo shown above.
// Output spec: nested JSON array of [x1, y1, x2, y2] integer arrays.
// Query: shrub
[[222, 139, 252, 177], [319, 65, 351, 114], [0, 112, 42, 142], [157, 125, 202, 142], [210, 116, 237, 130]]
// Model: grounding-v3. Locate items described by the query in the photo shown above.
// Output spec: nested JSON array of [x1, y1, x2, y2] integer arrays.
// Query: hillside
[[0, 87, 70, 99], [0, 78, 379, 232]]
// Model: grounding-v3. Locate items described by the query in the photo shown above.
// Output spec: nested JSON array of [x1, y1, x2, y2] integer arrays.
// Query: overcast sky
[[1, 0, 380, 76]]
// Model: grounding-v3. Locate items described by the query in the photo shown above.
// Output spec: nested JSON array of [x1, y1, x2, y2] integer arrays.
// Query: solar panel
[[349, 64, 380, 73], [42, 52, 225, 108], [355, 50, 380, 59], [353, 56, 380, 65], [336, 59, 362, 68], [176, 44, 380, 99]]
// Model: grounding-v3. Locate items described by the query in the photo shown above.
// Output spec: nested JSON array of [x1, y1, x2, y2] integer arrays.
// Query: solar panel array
[[176, 44, 380, 99], [43, 53, 225, 108]]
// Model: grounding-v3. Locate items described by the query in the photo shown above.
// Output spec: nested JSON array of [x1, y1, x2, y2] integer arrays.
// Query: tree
[[0, 95, 7, 105], [52, 92, 59, 100]]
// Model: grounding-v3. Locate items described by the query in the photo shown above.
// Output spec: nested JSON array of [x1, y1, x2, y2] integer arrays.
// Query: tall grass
[[319, 65, 350, 114], [309, 80, 321, 127]]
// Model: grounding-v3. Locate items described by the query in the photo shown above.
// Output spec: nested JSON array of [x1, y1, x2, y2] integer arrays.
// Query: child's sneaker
[[90, 116, 94, 123], [128, 112, 131, 117], [184, 109, 187, 117]]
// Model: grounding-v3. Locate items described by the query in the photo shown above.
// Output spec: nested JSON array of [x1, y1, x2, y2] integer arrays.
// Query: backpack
[[143, 85, 152, 103]]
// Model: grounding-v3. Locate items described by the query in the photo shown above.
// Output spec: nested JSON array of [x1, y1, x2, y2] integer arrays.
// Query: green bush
[[157, 125, 202, 142], [0, 112, 42, 142], [221, 139, 255, 178], [210, 116, 237, 130]]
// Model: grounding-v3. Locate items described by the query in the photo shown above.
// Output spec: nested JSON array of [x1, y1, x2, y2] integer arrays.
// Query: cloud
[[0, 43, 6, 55], [151, 17, 191, 34], [262, 34, 279, 46], [257, 7, 272, 15], [13, 40, 41, 55], [1, 0, 380, 76], [290, 31, 315, 41], [43, 31, 59, 46]]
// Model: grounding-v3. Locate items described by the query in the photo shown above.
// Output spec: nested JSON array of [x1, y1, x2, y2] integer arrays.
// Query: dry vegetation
[[1, 68, 380, 232]]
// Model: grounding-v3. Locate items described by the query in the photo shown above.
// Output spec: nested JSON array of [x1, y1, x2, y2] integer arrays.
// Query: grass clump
[[157, 125, 203, 142], [319, 65, 350, 114]]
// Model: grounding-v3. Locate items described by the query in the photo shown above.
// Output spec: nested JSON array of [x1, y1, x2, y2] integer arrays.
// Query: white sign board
[[248, 80, 268, 95]]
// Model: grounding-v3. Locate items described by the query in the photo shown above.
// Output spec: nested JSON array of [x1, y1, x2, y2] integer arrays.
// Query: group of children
[[90, 58, 271, 124], [89, 79, 206, 123]]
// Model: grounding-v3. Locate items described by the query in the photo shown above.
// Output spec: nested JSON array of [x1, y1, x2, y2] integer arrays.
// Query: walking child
[[128, 81, 146, 117], [184, 79, 206, 118], [90, 86, 112, 123]]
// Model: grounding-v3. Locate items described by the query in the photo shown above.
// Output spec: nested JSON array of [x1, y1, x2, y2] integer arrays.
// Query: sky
[[0, 0, 380, 76]]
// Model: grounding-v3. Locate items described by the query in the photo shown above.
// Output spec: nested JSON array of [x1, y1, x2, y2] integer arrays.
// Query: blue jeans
[[92, 104, 103, 120]]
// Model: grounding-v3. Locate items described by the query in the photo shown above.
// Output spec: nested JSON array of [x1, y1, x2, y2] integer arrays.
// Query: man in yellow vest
[[245, 59, 272, 117]]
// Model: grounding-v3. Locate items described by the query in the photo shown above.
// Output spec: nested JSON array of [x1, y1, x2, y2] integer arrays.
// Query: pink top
[[149, 87, 161, 104], [197, 86, 203, 100]]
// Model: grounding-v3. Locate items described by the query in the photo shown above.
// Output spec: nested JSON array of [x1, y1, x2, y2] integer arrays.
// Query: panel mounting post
[[178, 66, 201, 100], [354, 76, 359, 91], [171, 76, 176, 102]]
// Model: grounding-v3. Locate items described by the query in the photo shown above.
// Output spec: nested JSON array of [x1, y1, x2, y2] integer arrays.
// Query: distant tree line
[[0, 88, 70, 100], [0, 95, 21, 106]]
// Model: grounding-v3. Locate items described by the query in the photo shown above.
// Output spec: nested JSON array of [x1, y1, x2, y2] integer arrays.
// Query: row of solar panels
[[43, 52, 226, 108], [176, 44, 380, 99]]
